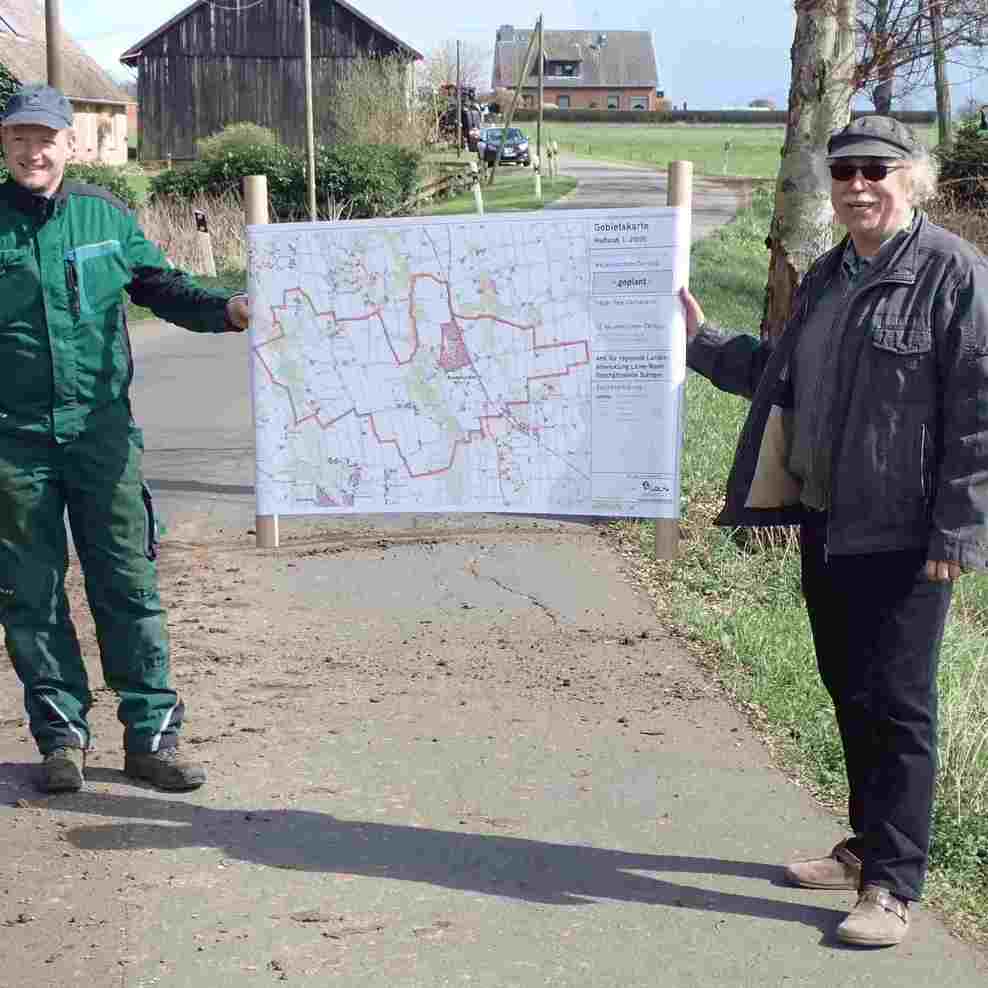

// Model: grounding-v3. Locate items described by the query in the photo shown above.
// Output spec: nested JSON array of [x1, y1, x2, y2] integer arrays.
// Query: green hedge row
[[149, 142, 422, 220], [935, 117, 988, 207], [510, 108, 938, 126]]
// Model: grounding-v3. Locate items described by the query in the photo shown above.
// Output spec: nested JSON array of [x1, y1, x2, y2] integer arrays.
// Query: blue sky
[[63, 0, 982, 111]]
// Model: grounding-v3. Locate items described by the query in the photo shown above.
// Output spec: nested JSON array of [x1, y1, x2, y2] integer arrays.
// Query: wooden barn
[[119, 0, 422, 160]]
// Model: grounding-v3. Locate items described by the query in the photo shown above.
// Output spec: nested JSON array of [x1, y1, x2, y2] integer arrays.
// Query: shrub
[[196, 122, 280, 162], [935, 117, 988, 208], [150, 139, 422, 220], [65, 162, 141, 209]]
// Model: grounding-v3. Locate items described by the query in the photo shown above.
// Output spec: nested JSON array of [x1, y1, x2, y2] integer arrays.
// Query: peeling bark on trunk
[[762, 0, 857, 342]]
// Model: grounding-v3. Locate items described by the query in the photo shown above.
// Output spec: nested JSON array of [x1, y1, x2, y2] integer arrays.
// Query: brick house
[[0, 0, 133, 163], [491, 25, 660, 112]]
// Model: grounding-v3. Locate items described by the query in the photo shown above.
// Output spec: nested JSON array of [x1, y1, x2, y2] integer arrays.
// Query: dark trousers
[[799, 512, 952, 902]]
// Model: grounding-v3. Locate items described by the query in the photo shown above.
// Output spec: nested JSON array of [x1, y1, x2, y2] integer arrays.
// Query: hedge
[[0, 161, 139, 209], [149, 141, 422, 220], [510, 108, 938, 126]]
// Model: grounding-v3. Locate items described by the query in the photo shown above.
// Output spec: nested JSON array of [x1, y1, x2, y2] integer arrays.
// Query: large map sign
[[246, 206, 690, 519]]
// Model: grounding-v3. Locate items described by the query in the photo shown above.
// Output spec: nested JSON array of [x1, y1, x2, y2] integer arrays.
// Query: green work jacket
[[0, 178, 237, 442]]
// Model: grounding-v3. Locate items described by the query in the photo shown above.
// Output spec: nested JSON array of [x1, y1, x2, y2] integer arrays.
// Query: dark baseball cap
[[827, 115, 923, 159], [2, 84, 73, 130]]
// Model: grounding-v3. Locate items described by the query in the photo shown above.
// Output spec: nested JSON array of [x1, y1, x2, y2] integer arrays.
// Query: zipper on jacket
[[64, 249, 80, 320], [824, 265, 916, 559]]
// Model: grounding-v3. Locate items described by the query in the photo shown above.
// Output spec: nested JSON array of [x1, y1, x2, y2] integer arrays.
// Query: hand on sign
[[926, 560, 963, 582], [679, 287, 705, 343], [225, 295, 250, 332]]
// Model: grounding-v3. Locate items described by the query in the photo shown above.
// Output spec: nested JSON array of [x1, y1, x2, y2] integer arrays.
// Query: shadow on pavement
[[15, 782, 847, 937]]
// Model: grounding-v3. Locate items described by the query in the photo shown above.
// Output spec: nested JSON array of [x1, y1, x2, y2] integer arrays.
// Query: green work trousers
[[0, 401, 183, 755]]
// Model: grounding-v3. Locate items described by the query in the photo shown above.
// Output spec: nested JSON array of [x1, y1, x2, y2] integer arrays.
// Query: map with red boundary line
[[246, 209, 687, 517]]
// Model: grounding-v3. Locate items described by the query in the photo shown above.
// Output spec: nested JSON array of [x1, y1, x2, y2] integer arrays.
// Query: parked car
[[477, 127, 531, 166]]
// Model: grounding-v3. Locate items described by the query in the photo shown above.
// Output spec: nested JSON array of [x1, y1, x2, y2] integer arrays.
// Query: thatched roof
[[493, 26, 658, 90], [0, 0, 132, 104]]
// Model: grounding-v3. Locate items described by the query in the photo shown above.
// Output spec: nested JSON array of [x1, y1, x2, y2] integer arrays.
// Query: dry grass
[[927, 182, 988, 253], [138, 191, 248, 274]]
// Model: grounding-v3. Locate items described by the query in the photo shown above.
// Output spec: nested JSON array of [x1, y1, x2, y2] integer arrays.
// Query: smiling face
[[830, 157, 914, 257], [1, 123, 74, 196]]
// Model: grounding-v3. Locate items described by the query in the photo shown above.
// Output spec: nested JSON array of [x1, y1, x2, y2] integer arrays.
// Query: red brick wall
[[520, 87, 657, 111]]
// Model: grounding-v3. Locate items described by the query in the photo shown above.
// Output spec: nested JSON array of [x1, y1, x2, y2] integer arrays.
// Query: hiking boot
[[836, 884, 910, 946], [124, 747, 206, 791], [784, 838, 862, 890], [40, 746, 85, 793]]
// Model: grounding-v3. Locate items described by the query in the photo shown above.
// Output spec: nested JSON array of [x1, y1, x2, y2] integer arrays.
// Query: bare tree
[[420, 41, 490, 94], [762, 0, 857, 342], [335, 55, 429, 149], [856, 0, 988, 112]]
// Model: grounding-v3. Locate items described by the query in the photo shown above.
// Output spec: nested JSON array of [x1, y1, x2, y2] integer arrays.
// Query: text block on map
[[246, 206, 689, 518]]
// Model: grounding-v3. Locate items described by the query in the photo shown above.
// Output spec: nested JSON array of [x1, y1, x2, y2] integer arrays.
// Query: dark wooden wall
[[136, 0, 409, 159]]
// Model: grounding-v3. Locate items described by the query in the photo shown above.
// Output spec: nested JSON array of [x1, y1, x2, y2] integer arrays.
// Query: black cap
[[2, 84, 73, 130], [827, 115, 922, 159]]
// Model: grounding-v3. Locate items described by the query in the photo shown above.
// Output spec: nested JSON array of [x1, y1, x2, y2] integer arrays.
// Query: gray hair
[[812, 148, 940, 207]]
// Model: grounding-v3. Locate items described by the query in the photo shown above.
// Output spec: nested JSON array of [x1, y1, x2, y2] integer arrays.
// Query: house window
[[607, 93, 620, 110], [557, 94, 570, 110], [630, 95, 648, 111]]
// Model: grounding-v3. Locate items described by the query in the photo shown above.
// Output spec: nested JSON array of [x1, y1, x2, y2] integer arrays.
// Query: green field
[[536, 121, 941, 180], [417, 166, 577, 216]]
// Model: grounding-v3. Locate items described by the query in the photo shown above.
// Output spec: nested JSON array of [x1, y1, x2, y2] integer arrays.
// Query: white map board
[[246, 206, 690, 519]]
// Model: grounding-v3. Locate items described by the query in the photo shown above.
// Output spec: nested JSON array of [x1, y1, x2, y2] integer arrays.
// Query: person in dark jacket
[[0, 84, 249, 794], [681, 115, 988, 947]]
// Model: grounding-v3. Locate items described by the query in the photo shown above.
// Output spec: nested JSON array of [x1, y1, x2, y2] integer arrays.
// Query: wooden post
[[302, 0, 317, 220], [45, 0, 63, 91], [490, 22, 539, 185], [470, 160, 484, 215], [245, 175, 279, 550], [537, 14, 544, 166], [654, 159, 692, 561]]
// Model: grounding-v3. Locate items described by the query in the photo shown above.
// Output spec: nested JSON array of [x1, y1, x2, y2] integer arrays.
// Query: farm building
[[120, 0, 422, 160], [0, 0, 133, 163], [492, 25, 662, 112]]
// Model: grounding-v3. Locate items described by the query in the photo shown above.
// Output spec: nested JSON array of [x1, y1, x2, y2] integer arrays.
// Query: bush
[[196, 122, 280, 162], [935, 117, 988, 208], [149, 139, 422, 220]]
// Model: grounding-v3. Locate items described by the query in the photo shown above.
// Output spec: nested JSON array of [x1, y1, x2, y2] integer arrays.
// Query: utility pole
[[45, 0, 63, 91], [930, 0, 952, 147], [302, 0, 317, 220], [456, 41, 462, 157], [489, 21, 539, 185], [537, 14, 544, 164]]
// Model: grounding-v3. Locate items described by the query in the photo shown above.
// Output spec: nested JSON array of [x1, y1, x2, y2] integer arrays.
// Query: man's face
[[830, 157, 914, 256], [1, 123, 74, 195]]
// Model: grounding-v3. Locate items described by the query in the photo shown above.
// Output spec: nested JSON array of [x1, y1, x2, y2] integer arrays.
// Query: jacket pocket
[[66, 240, 128, 316], [0, 247, 40, 323], [868, 320, 934, 404]]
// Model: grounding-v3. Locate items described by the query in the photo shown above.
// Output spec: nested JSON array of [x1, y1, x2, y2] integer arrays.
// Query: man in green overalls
[[0, 84, 249, 793]]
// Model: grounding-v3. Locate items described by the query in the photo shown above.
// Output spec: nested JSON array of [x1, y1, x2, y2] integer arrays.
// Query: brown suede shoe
[[836, 884, 910, 946], [784, 838, 862, 890]]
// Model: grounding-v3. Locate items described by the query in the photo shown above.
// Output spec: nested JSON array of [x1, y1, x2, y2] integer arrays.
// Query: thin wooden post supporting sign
[[245, 175, 279, 550], [654, 159, 693, 561]]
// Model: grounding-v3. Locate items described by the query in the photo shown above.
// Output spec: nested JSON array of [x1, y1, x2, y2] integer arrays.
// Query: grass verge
[[611, 187, 988, 945], [417, 167, 577, 216]]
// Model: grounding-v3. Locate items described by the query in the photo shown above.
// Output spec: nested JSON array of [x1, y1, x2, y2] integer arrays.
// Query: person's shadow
[[2, 761, 850, 943]]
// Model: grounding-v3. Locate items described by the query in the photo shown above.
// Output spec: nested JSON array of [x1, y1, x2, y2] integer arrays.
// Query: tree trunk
[[931, 1, 952, 147], [873, 0, 893, 113], [761, 0, 857, 342]]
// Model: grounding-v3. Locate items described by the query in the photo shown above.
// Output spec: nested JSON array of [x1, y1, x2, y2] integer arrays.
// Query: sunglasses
[[829, 162, 904, 182]]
